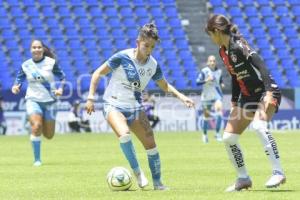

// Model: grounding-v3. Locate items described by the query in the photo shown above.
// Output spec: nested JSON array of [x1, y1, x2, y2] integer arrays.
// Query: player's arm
[[86, 63, 111, 114], [231, 75, 240, 107], [156, 79, 194, 108], [52, 62, 66, 96], [11, 67, 26, 94]]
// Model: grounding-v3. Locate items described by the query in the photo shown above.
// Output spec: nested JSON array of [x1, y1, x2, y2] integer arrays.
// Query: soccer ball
[[106, 166, 133, 191]]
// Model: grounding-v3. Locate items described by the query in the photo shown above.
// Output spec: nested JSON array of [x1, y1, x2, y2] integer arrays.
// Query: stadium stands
[[0, 0, 299, 90], [210, 0, 300, 87], [0, 0, 198, 91]]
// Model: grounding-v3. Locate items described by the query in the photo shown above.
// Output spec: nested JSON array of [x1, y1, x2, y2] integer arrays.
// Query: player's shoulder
[[201, 66, 210, 73], [230, 37, 256, 58], [148, 55, 158, 67]]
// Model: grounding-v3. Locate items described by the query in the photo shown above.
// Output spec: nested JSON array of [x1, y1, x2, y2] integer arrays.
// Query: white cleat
[[265, 170, 286, 188], [154, 183, 169, 191], [33, 160, 42, 167], [215, 134, 222, 142], [134, 170, 149, 188], [202, 135, 208, 143], [225, 177, 252, 192]]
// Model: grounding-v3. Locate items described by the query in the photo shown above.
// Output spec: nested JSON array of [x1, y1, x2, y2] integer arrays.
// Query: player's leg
[[42, 102, 57, 139], [130, 111, 167, 190], [26, 100, 43, 166], [252, 93, 285, 188], [223, 106, 254, 192], [214, 99, 223, 141], [105, 105, 146, 188], [201, 103, 210, 143]]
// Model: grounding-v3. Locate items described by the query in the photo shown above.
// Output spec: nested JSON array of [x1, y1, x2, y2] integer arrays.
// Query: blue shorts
[[103, 103, 142, 125], [26, 100, 57, 121]]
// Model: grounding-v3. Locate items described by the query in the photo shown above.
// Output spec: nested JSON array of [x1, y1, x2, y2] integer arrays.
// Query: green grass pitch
[[0, 131, 299, 200]]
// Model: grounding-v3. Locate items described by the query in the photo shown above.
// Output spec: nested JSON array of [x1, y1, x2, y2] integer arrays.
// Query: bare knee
[[43, 129, 55, 139], [31, 122, 42, 134]]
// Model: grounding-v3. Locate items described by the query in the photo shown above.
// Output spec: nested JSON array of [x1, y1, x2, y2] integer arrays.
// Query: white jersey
[[15, 56, 65, 102], [196, 66, 223, 101], [103, 49, 164, 108]]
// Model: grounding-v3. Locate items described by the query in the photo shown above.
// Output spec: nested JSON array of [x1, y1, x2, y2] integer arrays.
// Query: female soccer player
[[11, 39, 65, 166], [196, 55, 224, 143], [205, 14, 286, 191], [86, 23, 194, 190]]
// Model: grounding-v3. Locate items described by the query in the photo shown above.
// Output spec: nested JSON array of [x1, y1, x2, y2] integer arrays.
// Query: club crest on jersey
[[147, 69, 152, 76], [230, 54, 237, 63], [138, 68, 145, 76]]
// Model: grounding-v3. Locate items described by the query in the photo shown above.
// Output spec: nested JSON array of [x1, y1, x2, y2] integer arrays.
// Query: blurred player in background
[[142, 90, 160, 129], [68, 100, 91, 133], [206, 14, 286, 191], [86, 23, 194, 190], [11, 39, 65, 166], [0, 83, 7, 135], [196, 55, 224, 143]]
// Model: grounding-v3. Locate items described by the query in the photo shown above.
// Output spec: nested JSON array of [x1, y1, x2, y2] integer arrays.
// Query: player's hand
[[86, 99, 95, 115], [53, 88, 63, 96], [263, 91, 277, 112], [206, 75, 214, 82], [180, 95, 195, 108], [11, 84, 21, 94]]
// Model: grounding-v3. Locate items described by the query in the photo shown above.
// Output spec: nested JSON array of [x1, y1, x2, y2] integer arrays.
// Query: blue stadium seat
[[1, 29, 15, 39], [88, 6, 103, 17], [268, 27, 282, 38], [232, 17, 246, 28], [272, 38, 286, 49], [256, 39, 270, 49], [275, 6, 289, 16], [263, 17, 278, 28], [25, 6, 40, 17], [265, 59, 279, 71], [150, 7, 164, 18], [248, 17, 262, 28], [122, 17, 137, 28], [273, 0, 286, 5], [104, 7, 118, 17], [213, 7, 227, 16], [172, 29, 186, 39], [260, 49, 275, 60], [114, 39, 128, 50], [209, 0, 223, 7], [291, 6, 300, 16], [41, 6, 56, 17], [167, 17, 181, 28], [108, 18, 122, 28], [228, 7, 242, 17], [57, 6, 71, 17], [164, 6, 178, 17], [111, 28, 126, 39], [10, 7, 24, 17], [279, 16, 294, 27], [259, 6, 273, 17], [125, 28, 138, 40], [72, 6, 87, 17], [244, 6, 258, 17], [76, 17, 91, 28], [252, 28, 268, 39], [117, 0, 131, 6], [277, 50, 290, 60], [29, 18, 43, 28], [0, 7, 7, 17], [175, 39, 189, 50], [135, 7, 149, 17], [119, 7, 133, 17], [283, 27, 298, 38], [226, 0, 239, 7]]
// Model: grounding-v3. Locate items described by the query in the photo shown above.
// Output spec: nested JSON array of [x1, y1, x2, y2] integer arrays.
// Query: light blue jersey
[[103, 49, 164, 109], [14, 56, 65, 103], [196, 67, 223, 102]]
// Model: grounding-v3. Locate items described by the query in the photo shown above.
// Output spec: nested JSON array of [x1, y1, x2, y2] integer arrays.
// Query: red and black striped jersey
[[219, 36, 279, 102]]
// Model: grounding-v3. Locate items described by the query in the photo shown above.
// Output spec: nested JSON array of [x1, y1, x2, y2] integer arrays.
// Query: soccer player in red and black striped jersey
[[205, 14, 286, 192]]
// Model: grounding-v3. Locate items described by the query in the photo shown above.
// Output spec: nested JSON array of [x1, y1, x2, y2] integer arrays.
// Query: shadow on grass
[[250, 189, 295, 192]]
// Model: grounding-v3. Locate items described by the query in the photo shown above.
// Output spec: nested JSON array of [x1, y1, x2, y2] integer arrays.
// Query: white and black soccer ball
[[106, 166, 132, 191]]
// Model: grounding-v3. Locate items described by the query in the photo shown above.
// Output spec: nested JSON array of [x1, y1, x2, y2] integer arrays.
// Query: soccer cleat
[[202, 135, 208, 143], [154, 183, 169, 191], [225, 177, 252, 192], [215, 134, 222, 142], [33, 160, 42, 167], [265, 170, 286, 188], [134, 170, 149, 188]]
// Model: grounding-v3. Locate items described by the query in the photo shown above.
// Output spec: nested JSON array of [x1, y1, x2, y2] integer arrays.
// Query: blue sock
[[203, 119, 208, 135], [30, 135, 41, 162], [216, 114, 222, 134], [119, 134, 139, 173], [146, 147, 161, 185]]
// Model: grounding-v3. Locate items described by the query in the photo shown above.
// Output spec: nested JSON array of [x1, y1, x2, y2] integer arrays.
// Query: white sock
[[223, 132, 249, 178], [252, 120, 283, 173]]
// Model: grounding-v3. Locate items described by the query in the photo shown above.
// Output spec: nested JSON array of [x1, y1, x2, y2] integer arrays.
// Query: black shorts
[[238, 90, 281, 113]]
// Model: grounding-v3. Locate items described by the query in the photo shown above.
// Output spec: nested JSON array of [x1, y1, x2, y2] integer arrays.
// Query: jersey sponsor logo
[[146, 68, 152, 76], [139, 68, 145, 76], [230, 54, 237, 63]]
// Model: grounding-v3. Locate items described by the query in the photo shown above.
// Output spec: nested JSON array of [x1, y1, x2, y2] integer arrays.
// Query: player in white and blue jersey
[[11, 39, 65, 166], [86, 23, 194, 190], [196, 55, 224, 143]]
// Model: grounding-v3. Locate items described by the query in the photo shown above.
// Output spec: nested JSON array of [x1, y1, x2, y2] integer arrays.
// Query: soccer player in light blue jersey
[[196, 55, 224, 143], [86, 23, 194, 190], [11, 40, 65, 166]]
